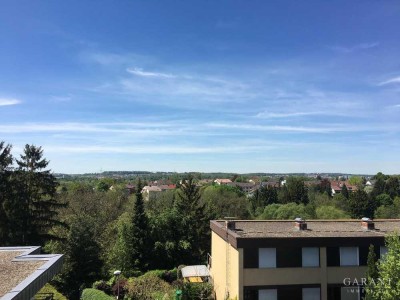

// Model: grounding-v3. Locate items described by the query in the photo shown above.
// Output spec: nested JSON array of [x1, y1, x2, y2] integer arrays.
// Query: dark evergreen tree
[[280, 177, 309, 204], [385, 177, 400, 199], [61, 215, 102, 300], [174, 174, 209, 264], [0, 142, 13, 245], [319, 178, 332, 197], [14, 144, 65, 245], [126, 178, 149, 273], [348, 190, 373, 219], [341, 184, 349, 199], [260, 185, 279, 206], [371, 177, 386, 199]]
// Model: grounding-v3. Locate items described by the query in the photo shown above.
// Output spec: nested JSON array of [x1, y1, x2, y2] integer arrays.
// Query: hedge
[[81, 288, 114, 300]]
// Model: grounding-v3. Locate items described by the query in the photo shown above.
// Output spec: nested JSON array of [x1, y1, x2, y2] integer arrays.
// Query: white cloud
[[206, 122, 398, 134], [0, 122, 181, 134], [378, 76, 400, 86], [127, 68, 176, 78], [82, 52, 151, 66], [43, 144, 275, 155], [0, 98, 21, 106], [256, 111, 331, 118], [330, 42, 379, 53]]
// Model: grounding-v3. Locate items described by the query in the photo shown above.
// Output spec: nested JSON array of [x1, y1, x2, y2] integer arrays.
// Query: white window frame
[[340, 247, 359, 266], [302, 247, 320, 267], [258, 248, 276, 268]]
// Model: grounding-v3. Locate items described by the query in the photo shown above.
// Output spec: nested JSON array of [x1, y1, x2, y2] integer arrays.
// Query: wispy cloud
[[329, 42, 379, 53], [378, 76, 400, 86], [44, 144, 276, 155], [81, 52, 152, 66], [207, 122, 398, 134], [120, 69, 253, 105], [256, 111, 335, 118], [51, 95, 72, 102], [0, 122, 183, 135], [0, 98, 21, 106], [127, 67, 176, 78]]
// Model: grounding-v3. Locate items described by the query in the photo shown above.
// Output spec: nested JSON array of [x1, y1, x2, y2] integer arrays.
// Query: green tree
[[259, 203, 312, 220], [127, 178, 149, 273], [175, 174, 209, 264], [15, 144, 65, 245], [372, 177, 386, 199], [348, 190, 373, 219], [367, 234, 400, 300], [366, 244, 378, 282], [281, 177, 309, 204], [349, 176, 363, 187], [202, 185, 249, 219], [61, 215, 103, 300], [317, 179, 332, 197], [341, 184, 349, 199], [385, 177, 400, 199], [0, 141, 13, 245], [315, 206, 350, 219], [376, 194, 393, 207]]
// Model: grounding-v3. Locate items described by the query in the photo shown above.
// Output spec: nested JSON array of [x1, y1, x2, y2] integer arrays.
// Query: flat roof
[[0, 251, 45, 298], [0, 247, 63, 300], [214, 220, 400, 238], [211, 220, 400, 248]]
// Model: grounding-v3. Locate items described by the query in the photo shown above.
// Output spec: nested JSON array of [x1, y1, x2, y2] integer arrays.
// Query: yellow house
[[209, 218, 395, 300]]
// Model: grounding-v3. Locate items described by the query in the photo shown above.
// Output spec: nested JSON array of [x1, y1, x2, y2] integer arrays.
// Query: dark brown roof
[[211, 219, 400, 239]]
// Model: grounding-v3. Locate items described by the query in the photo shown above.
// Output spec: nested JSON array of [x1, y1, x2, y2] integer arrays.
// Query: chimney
[[225, 220, 235, 231], [294, 217, 307, 230], [361, 217, 375, 230]]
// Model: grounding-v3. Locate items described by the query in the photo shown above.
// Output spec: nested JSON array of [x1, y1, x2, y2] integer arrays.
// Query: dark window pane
[[277, 247, 302, 268], [327, 247, 340, 266]]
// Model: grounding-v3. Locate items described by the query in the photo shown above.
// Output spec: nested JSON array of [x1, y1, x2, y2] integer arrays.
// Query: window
[[340, 247, 359, 266], [277, 247, 301, 267], [380, 246, 388, 258], [302, 247, 319, 267], [259, 248, 276, 268], [303, 288, 321, 300], [259, 289, 277, 300]]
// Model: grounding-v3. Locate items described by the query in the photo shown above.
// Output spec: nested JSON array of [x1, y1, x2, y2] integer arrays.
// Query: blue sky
[[1, 1, 400, 174]]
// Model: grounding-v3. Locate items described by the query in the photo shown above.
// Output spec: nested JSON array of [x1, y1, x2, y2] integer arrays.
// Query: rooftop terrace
[[0, 247, 63, 300]]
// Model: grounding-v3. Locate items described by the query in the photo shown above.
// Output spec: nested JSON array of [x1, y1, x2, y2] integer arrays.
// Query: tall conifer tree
[[127, 178, 149, 273], [15, 144, 65, 244]]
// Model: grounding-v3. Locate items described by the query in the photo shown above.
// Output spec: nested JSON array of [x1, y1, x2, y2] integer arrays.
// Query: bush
[[182, 282, 213, 300], [81, 288, 114, 300], [34, 284, 67, 300], [92, 280, 112, 295], [112, 278, 128, 299], [125, 273, 174, 300]]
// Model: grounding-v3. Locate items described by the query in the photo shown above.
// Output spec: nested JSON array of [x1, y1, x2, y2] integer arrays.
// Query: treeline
[[249, 175, 400, 221]]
